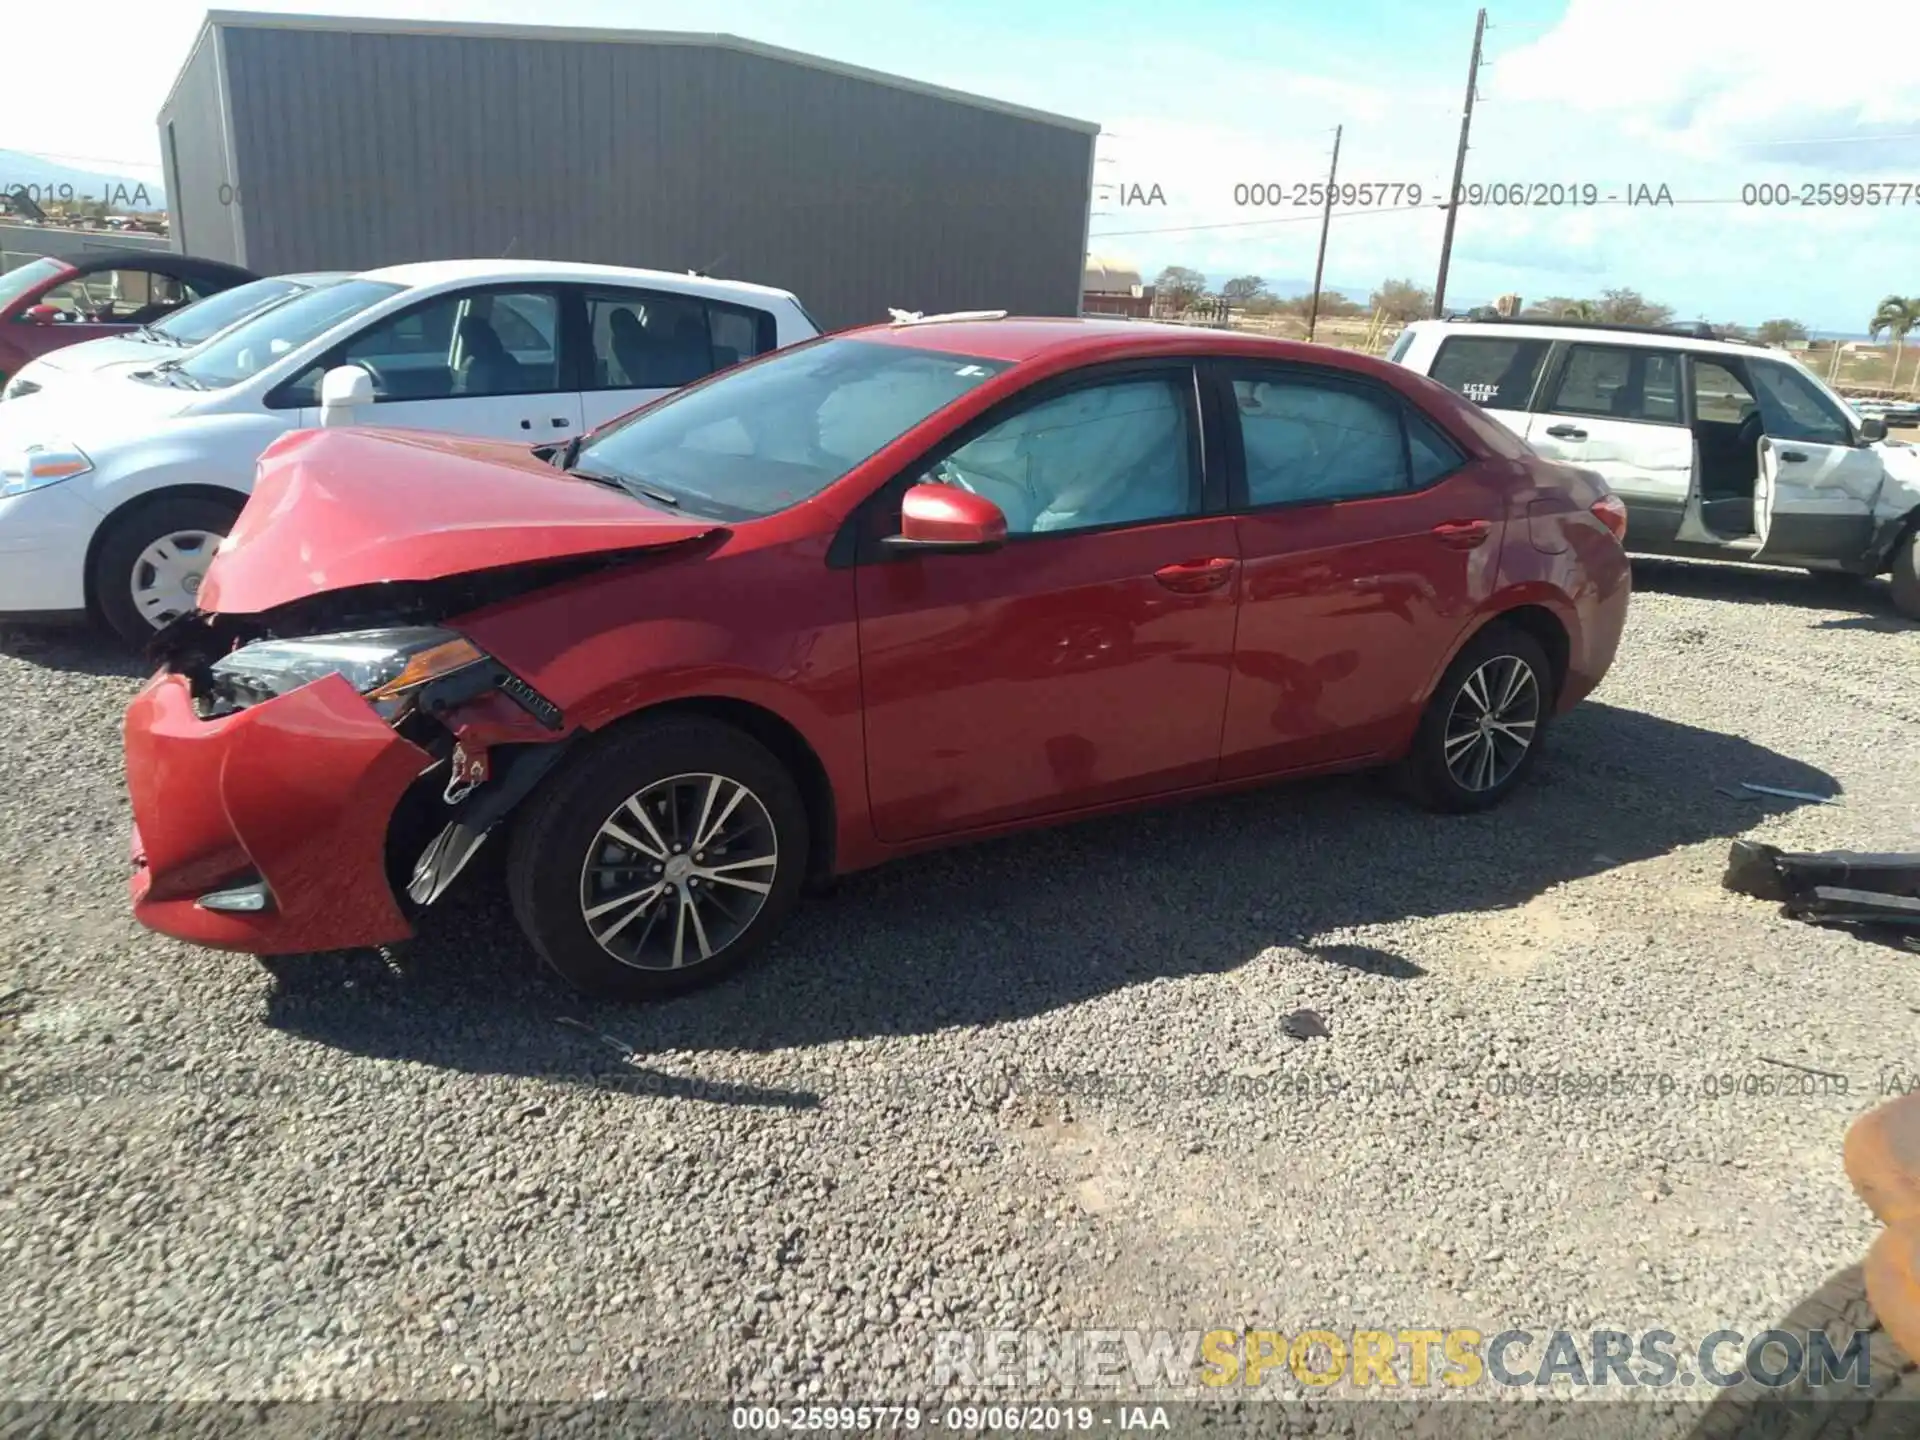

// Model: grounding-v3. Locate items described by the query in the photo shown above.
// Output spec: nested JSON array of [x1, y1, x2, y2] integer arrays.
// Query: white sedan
[[0, 259, 819, 642]]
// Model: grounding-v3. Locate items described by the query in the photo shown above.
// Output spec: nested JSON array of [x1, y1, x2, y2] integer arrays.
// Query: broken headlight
[[207, 626, 487, 721]]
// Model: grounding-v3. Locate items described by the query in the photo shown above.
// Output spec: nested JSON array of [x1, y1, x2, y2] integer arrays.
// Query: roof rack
[[887, 309, 1010, 325], [1445, 315, 1757, 345]]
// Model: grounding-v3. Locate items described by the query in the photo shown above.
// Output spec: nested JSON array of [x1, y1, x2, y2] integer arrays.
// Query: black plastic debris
[[1282, 1008, 1331, 1041], [1722, 840, 1920, 933]]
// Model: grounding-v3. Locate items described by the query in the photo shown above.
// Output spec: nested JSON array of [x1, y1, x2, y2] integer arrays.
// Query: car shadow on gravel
[[263, 700, 1839, 1095], [0, 625, 147, 679], [1628, 556, 1904, 618]]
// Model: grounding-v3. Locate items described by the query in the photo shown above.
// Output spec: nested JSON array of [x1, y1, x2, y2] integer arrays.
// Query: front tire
[[93, 495, 241, 646], [1399, 621, 1553, 813], [506, 715, 809, 1001], [1890, 528, 1920, 621]]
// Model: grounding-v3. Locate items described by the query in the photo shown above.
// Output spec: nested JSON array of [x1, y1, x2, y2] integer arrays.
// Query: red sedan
[[124, 316, 1630, 1000], [0, 251, 257, 383]]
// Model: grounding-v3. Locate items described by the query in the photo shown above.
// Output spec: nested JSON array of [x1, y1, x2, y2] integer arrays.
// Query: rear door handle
[[1153, 557, 1237, 594], [1431, 519, 1492, 548], [521, 417, 574, 430], [1778, 449, 1808, 463], [1544, 424, 1588, 440]]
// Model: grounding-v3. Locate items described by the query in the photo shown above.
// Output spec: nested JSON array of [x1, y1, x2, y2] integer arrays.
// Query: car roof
[[356, 257, 800, 305], [1401, 317, 1773, 359], [66, 252, 257, 286], [848, 315, 1401, 370]]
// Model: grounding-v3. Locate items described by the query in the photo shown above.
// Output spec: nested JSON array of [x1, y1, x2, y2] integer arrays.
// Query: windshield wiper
[[136, 324, 185, 347], [570, 466, 683, 508]]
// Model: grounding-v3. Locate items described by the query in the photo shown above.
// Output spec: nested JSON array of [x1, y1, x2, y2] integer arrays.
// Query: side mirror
[[318, 365, 375, 429], [22, 304, 64, 325], [1859, 416, 1888, 444], [883, 481, 1008, 554]]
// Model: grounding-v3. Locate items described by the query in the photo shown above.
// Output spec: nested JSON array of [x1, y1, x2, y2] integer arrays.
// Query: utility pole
[[1306, 125, 1343, 342], [1433, 7, 1487, 319]]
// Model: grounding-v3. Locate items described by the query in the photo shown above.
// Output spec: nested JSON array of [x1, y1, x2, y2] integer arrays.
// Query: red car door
[[1215, 363, 1508, 779], [855, 365, 1240, 843]]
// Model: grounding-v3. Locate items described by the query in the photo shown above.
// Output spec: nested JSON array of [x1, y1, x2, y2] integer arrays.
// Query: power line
[[1091, 204, 1428, 238]]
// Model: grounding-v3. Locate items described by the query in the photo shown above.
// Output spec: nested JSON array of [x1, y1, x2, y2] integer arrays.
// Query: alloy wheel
[[1442, 654, 1541, 793], [131, 529, 223, 629], [578, 772, 779, 971]]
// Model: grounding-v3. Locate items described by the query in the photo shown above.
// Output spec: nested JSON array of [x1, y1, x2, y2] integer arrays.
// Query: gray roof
[[187, 10, 1102, 136]]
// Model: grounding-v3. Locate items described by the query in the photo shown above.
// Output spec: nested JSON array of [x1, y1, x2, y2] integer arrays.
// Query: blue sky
[[8, 0, 1917, 330]]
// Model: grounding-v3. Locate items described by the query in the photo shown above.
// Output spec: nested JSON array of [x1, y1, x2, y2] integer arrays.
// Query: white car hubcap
[[132, 529, 222, 629]]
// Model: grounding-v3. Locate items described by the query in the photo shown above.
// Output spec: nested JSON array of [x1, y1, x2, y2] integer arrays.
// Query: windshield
[[0, 257, 67, 311], [176, 279, 404, 389], [574, 337, 1011, 519], [152, 277, 304, 346]]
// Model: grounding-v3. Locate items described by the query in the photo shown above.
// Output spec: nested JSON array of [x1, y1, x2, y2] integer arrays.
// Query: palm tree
[[1868, 295, 1919, 393]]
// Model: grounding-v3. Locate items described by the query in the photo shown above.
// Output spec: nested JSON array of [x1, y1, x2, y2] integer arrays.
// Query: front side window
[[582, 288, 774, 391], [1234, 373, 1411, 505], [572, 337, 1008, 520], [1546, 344, 1681, 424], [36, 268, 198, 324], [179, 278, 403, 390], [342, 288, 559, 401], [1749, 360, 1853, 446], [1429, 336, 1550, 409], [934, 375, 1197, 536]]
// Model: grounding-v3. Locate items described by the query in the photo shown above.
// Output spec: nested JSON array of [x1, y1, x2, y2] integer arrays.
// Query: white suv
[[1390, 318, 1920, 617], [0, 259, 819, 643]]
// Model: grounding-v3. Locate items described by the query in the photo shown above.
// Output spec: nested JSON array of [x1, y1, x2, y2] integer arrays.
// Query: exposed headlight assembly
[[2, 375, 43, 402], [0, 441, 91, 498], [208, 626, 489, 721]]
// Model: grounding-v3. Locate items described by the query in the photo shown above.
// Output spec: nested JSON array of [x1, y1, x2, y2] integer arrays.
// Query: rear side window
[[1233, 373, 1410, 506], [1546, 345, 1681, 424], [1407, 411, 1466, 484], [581, 288, 777, 392], [1429, 337, 1550, 410]]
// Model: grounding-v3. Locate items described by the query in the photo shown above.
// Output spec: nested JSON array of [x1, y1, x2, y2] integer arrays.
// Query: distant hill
[[0, 151, 166, 213]]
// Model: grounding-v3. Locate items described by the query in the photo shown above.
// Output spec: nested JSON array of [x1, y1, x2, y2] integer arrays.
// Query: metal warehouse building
[[157, 12, 1100, 330]]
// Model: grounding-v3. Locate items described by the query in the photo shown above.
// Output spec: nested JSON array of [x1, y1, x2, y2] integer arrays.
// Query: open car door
[[1752, 434, 1883, 565]]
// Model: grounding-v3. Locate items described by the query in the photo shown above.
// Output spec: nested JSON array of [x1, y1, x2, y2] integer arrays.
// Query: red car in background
[[0, 251, 257, 383], [123, 316, 1631, 1001]]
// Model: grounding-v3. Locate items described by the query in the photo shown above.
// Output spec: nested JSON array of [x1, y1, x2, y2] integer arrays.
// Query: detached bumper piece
[[1722, 840, 1920, 941]]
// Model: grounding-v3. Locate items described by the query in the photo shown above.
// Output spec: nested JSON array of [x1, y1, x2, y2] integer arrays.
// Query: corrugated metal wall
[[156, 28, 244, 264], [204, 24, 1093, 329]]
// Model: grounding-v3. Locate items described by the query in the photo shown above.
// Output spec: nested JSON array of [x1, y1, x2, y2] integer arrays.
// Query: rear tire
[[1398, 621, 1553, 813], [93, 495, 241, 647], [506, 715, 809, 1001], [1890, 529, 1920, 621]]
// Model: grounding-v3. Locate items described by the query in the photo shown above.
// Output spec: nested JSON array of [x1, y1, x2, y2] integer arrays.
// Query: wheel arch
[[1417, 598, 1574, 717], [82, 484, 251, 616], [590, 695, 839, 890]]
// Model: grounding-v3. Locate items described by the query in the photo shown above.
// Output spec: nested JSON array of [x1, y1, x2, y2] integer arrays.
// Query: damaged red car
[[124, 316, 1631, 1000]]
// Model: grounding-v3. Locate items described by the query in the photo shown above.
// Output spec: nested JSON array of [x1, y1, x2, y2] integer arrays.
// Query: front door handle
[[1153, 557, 1237, 594], [1544, 424, 1588, 440], [551, 417, 572, 429], [1431, 518, 1492, 548], [1778, 449, 1808, 463]]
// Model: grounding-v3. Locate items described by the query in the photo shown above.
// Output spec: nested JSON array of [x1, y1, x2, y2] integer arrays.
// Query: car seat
[[607, 308, 649, 387], [455, 316, 522, 395]]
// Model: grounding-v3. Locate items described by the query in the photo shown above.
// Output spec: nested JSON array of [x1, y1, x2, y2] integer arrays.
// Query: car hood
[[197, 427, 725, 615], [0, 370, 198, 446], [32, 334, 166, 375]]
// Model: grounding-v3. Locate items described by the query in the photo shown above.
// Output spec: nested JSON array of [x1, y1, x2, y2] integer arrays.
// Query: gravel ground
[[1, 558, 1917, 1435]]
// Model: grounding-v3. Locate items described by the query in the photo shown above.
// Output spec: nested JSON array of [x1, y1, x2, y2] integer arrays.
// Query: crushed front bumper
[[124, 670, 433, 953]]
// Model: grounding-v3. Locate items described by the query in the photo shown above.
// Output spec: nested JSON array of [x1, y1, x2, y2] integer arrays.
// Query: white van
[[1389, 317, 1920, 617]]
